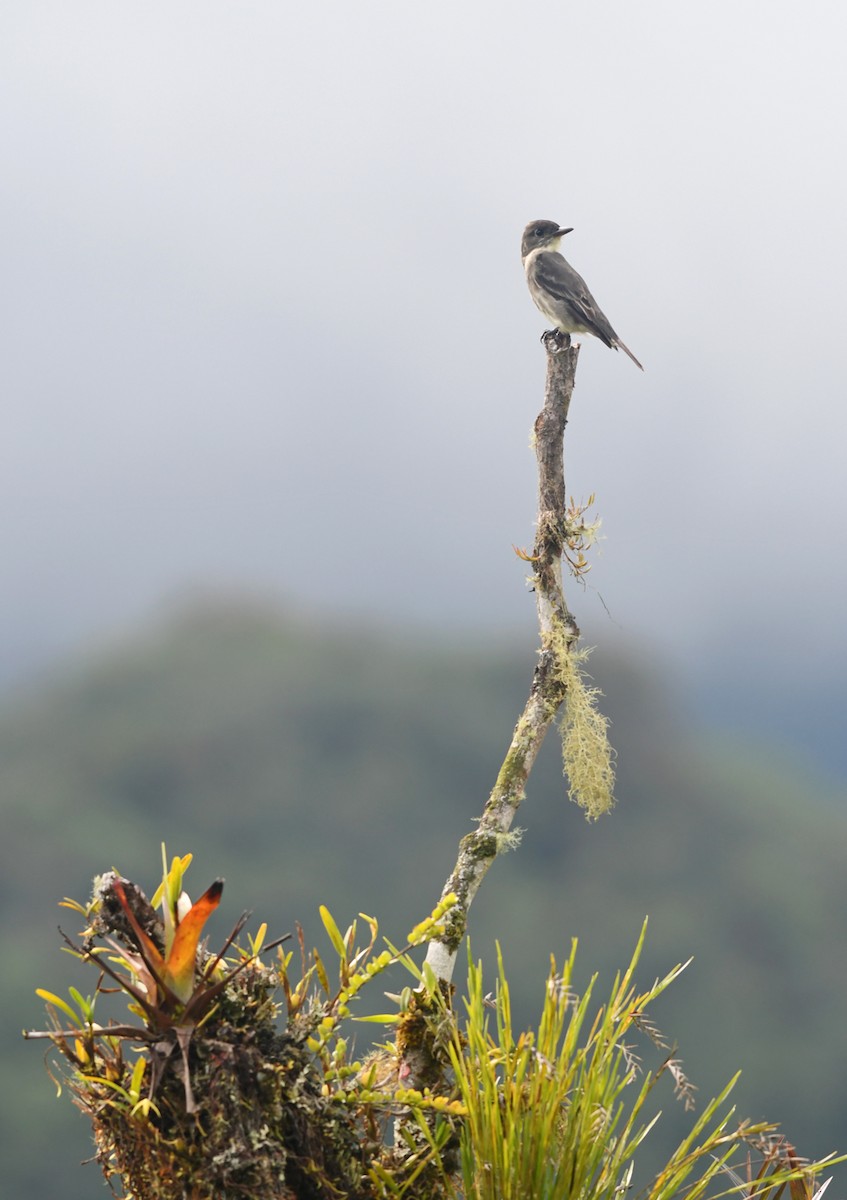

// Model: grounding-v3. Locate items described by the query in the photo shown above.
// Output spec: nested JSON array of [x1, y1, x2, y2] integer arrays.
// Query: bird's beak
[[557, 227, 574, 237]]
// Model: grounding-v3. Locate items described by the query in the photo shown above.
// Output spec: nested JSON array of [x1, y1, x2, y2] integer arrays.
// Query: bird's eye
[[534, 226, 545, 237]]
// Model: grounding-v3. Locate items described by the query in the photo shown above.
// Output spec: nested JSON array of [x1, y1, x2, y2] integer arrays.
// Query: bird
[[521, 219, 643, 370]]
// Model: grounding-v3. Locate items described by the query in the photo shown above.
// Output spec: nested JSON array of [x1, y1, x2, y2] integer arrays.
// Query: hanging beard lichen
[[553, 635, 616, 819]]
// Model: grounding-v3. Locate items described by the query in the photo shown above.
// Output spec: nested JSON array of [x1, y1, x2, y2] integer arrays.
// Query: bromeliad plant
[[26, 851, 462, 1200], [32, 849, 291, 1113]]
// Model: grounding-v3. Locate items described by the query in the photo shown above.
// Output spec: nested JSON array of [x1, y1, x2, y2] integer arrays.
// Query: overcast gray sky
[[2, 1, 846, 706]]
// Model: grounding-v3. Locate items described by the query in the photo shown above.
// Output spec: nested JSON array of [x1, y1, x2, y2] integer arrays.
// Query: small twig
[[424, 333, 581, 986], [23, 1024, 155, 1041]]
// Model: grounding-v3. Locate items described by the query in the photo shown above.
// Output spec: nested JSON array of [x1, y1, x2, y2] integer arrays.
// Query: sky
[[2, 1, 846, 747]]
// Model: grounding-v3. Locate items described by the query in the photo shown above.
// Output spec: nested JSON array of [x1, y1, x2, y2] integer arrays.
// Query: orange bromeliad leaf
[[163, 880, 224, 1002], [112, 880, 165, 973]]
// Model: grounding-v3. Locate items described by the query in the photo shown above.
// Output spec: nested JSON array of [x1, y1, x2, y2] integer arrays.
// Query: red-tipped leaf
[[164, 880, 224, 1002]]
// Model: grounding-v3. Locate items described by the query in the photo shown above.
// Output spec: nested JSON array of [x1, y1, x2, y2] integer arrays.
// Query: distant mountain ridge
[[6, 599, 847, 1197]]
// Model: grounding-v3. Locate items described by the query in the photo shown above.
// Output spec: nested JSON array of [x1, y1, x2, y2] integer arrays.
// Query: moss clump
[[30, 868, 463, 1200], [71, 957, 366, 1200]]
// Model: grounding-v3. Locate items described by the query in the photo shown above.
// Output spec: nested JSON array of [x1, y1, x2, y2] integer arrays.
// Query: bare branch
[[425, 333, 581, 984]]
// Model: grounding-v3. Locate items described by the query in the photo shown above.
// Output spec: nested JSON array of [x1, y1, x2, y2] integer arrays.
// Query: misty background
[[3, 1, 847, 1196], [4, 0, 846, 739]]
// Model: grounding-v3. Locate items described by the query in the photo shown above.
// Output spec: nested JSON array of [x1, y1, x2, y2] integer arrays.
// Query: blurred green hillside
[[6, 598, 847, 1198]]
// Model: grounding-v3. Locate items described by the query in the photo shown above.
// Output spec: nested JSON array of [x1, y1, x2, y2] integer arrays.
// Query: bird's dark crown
[[521, 219, 572, 259]]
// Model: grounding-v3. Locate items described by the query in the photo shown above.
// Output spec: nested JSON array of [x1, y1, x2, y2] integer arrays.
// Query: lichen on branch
[[555, 641, 616, 819], [424, 331, 616, 988]]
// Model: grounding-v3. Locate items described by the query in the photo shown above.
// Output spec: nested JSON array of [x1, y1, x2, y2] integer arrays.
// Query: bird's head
[[521, 219, 573, 260]]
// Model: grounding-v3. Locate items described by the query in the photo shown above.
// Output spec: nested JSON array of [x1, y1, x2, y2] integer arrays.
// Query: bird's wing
[[533, 251, 617, 348]]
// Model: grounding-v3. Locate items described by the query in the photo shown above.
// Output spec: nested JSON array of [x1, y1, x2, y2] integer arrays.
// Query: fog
[[3, 1, 846, 754]]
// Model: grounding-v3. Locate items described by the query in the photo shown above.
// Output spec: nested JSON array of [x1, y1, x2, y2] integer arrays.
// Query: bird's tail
[[615, 339, 644, 371]]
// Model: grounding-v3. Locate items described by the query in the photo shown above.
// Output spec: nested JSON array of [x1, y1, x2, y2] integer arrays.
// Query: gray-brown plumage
[[521, 219, 643, 370]]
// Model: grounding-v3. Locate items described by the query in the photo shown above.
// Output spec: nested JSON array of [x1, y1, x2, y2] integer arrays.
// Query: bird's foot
[[541, 328, 571, 354]]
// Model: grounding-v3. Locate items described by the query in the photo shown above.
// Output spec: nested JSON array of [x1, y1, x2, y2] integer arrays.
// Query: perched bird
[[521, 220, 643, 370]]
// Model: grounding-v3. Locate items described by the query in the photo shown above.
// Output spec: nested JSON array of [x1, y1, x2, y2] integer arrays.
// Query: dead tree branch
[[424, 332, 582, 985]]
